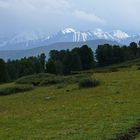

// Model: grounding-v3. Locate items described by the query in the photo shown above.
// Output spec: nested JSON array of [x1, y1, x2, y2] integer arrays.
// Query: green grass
[[0, 68, 140, 139], [136, 135, 140, 140], [94, 58, 140, 74], [106, 58, 140, 68]]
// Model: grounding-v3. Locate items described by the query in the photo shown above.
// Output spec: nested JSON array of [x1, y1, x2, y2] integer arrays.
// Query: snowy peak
[[59, 28, 130, 42], [112, 30, 130, 40], [93, 28, 113, 40], [61, 28, 76, 34]]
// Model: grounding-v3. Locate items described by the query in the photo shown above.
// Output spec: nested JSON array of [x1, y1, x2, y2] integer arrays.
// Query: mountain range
[[0, 28, 140, 60], [0, 28, 140, 51]]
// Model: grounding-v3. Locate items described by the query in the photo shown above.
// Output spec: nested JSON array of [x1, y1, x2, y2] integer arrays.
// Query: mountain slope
[[0, 39, 120, 60]]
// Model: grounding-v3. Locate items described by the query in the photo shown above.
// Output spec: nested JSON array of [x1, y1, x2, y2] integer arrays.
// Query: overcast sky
[[0, 0, 140, 37]]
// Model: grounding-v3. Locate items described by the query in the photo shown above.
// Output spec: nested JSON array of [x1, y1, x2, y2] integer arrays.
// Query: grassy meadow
[[136, 135, 140, 140], [0, 63, 140, 139]]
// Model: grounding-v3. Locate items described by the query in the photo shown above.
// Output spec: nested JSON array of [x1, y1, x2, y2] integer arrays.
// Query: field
[[0, 65, 140, 139], [136, 135, 140, 140]]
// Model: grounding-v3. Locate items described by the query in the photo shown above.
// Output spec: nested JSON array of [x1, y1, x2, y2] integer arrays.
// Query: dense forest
[[96, 42, 140, 66], [0, 42, 140, 83], [46, 45, 94, 75]]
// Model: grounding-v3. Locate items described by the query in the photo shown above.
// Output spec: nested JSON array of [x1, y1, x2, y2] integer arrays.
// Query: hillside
[[0, 39, 119, 60], [0, 63, 140, 139]]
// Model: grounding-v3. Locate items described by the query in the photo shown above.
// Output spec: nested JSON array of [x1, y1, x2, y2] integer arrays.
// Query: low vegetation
[[79, 78, 100, 88], [16, 73, 56, 85], [0, 84, 34, 96], [0, 66, 140, 139], [16, 73, 92, 86]]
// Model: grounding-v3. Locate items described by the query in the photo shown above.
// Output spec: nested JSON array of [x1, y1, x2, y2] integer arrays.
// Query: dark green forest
[[0, 42, 140, 83]]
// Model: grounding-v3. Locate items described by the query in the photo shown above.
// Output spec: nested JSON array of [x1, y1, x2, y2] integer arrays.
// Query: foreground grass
[[136, 135, 140, 140], [0, 69, 140, 139]]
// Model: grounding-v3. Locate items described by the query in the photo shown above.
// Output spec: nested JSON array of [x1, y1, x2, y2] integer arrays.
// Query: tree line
[[96, 42, 140, 66], [46, 45, 94, 75], [0, 42, 140, 83], [0, 54, 46, 83]]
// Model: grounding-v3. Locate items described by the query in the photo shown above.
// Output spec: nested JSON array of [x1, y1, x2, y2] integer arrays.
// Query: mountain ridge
[[0, 39, 120, 60], [0, 28, 139, 51]]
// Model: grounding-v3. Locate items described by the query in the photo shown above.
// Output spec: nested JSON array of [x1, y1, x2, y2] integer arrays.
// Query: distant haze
[[0, 0, 140, 37]]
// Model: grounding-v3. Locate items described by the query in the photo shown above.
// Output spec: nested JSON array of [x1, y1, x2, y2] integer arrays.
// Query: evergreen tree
[[55, 60, 63, 75], [46, 59, 56, 74], [129, 42, 138, 58], [39, 53, 46, 72], [70, 51, 82, 71], [0, 59, 8, 83], [62, 50, 72, 75], [78, 45, 94, 70]]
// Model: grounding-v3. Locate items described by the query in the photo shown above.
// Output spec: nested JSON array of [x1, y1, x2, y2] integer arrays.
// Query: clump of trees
[[0, 54, 46, 83], [96, 42, 140, 66], [46, 45, 94, 75]]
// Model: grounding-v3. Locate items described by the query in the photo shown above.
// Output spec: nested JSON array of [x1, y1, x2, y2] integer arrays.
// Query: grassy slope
[[0, 69, 140, 139], [136, 135, 140, 140], [110, 58, 140, 67]]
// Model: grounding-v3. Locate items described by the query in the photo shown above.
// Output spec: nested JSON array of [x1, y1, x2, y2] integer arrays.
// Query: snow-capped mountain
[[9, 31, 45, 44], [0, 31, 48, 50], [0, 28, 139, 50], [51, 28, 130, 43], [112, 30, 130, 40]]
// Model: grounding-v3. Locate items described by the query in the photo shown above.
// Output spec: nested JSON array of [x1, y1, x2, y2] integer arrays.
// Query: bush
[[79, 79, 100, 88], [0, 84, 34, 96], [16, 73, 55, 85], [16, 73, 92, 86], [39, 77, 63, 86], [109, 68, 119, 72]]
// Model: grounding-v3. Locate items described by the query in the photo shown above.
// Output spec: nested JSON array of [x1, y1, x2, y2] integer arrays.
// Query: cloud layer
[[0, 0, 140, 37]]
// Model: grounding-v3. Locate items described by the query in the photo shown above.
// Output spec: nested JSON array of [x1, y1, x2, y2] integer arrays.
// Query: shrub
[[16, 73, 55, 85], [16, 73, 92, 86], [79, 79, 100, 88], [0, 84, 34, 96], [39, 77, 63, 86], [109, 68, 119, 72]]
